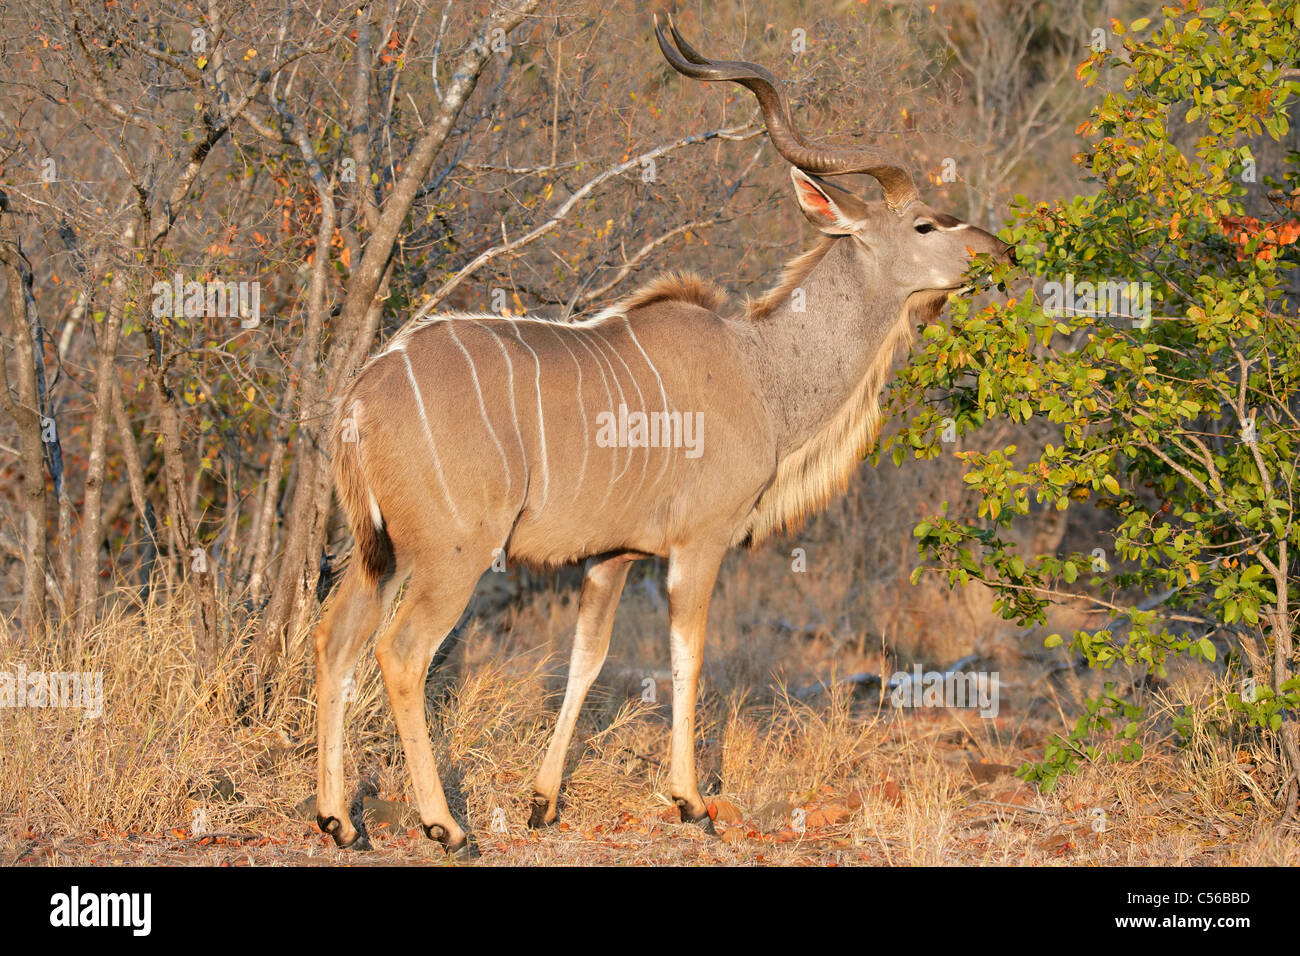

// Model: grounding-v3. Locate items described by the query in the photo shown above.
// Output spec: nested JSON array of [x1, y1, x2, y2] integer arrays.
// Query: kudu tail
[[330, 399, 394, 589]]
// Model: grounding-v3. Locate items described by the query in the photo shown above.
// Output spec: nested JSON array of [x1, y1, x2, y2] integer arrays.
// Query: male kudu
[[312, 16, 1013, 853]]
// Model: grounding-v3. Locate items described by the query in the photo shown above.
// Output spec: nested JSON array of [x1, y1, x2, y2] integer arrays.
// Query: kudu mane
[[611, 270, 729, 315], [743, 235, 838, 320], [740, 286, 947, 546]]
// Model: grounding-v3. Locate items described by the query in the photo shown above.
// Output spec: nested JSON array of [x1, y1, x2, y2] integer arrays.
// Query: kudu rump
[[313, 17, 1013, 852]]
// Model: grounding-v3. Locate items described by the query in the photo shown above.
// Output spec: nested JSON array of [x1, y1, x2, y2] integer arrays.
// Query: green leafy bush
[[884, 0, 1300, 807]]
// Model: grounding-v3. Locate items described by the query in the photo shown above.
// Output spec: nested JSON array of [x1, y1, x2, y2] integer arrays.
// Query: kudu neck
[[749, 236, 911, 455]]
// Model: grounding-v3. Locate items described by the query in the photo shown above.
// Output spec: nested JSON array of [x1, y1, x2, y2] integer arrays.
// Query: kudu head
[[655, 16, 1014, 298]]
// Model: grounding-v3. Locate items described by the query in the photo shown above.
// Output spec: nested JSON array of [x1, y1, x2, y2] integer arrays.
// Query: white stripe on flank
[[401, 351, 464, 530], [567, 329, 618, 510], [372, 312, 489, 366], [622, 316, 676, 490], [589, 326, 650, 498], [508, 320, 550, 511], [471, 320, 529, 492], [575, 327, 633, 490], [447, 323, 511, 498], [541, 324, 589, 506]]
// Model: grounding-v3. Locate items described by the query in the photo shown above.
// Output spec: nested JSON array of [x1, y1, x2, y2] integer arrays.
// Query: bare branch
[[411, 123, 760, 320]]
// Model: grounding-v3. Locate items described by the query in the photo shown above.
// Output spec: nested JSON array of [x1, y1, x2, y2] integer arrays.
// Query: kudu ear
[[789, 167, 869, 235]]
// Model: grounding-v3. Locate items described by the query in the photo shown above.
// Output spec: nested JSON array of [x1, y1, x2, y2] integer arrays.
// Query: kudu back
[[312, 16, 1012, 853]]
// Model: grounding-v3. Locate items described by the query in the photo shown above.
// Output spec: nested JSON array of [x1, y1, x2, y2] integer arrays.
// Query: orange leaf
[[710, 798, 744, 824]]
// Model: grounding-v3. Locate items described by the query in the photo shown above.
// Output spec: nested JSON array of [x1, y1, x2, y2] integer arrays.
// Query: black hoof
[[318, 813, 370, 850], [676, 798, 717, 835], [423, 823, 476, 858], [527, 794, 556, 829]]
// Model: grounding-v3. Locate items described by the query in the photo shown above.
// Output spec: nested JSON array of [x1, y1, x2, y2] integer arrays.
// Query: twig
[[406, 123, 760, 322]]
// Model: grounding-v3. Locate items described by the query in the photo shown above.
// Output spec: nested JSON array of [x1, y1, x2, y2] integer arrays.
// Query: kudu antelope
[[312, 17, 1013, 852]]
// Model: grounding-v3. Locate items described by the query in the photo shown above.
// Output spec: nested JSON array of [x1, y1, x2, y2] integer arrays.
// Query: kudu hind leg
[[665, 545, 726, 833], [315, 567, 401, 848], [374, 566, 481, 853], [529, 552, 636, 828]]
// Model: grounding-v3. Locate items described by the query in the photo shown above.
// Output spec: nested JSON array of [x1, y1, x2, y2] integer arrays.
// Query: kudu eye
[[914, 221, 936, 235]]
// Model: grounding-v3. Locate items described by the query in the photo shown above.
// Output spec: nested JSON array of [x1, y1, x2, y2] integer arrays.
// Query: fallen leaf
[[805, 803, 851, 828], [709, 798, 744, 824]]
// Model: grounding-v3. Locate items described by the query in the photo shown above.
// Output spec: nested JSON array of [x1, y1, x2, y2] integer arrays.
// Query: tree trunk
[[0, 192, 48, 638], [74, 222, 136, 623], [110, 377, 158, 596]]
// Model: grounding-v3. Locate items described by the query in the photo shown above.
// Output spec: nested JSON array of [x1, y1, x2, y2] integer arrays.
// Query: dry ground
[[3, 546, 1298, 867]]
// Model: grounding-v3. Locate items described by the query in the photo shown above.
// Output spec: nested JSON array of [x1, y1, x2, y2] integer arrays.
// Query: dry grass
[[2, 551, 1297, 866], [2, 451, 1295, 866]]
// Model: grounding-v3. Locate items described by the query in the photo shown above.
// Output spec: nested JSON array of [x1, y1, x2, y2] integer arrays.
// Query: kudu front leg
[[665, 545, 726, 833], [529, 552, 637, 828]]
